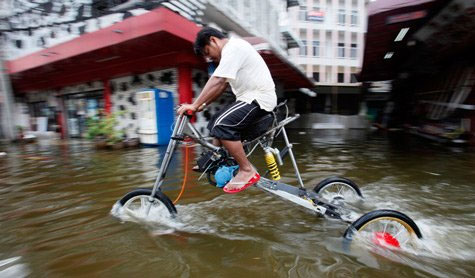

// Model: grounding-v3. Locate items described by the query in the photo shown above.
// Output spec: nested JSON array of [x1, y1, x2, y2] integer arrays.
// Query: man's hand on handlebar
[[177, 103, 197, 116]]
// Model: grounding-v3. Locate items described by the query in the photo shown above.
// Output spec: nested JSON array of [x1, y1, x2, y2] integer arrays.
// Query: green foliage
[[85, 112, 125, 144]]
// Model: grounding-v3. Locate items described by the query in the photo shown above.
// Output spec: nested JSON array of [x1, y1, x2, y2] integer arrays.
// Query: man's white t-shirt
[[212, 37, 277, 112]]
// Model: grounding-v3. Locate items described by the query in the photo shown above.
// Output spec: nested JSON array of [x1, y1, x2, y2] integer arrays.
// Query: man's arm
[[177, 76, 228, 115]]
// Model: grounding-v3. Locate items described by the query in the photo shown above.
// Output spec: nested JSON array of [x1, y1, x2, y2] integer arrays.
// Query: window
[[351, 10, 358, 26], [312, 40, 320, 57], [338, 73, 345, 83], [350, 43, 357, 59], [299, 5, 307, 21], [350, 73, 358, 83], [313, 72, 320, 82], [243, 0, 251, 19], [338, 9, 345, 25], [228, 0, 236, 8], [300, 40, 307, 56], [337, 42, 345, 58]]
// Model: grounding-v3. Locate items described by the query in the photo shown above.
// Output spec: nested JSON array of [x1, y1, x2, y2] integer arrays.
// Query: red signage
[[307, 10, 325, 22], [386, 10, 427, 24]]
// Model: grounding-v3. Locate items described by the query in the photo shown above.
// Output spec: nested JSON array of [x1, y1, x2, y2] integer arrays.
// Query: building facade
[[287, 0, 368, 115], [361, 0, 475, 145], [1, 0, 312, 140]]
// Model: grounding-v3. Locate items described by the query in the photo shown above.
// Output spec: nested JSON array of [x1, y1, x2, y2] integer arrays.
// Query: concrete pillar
[[0, 41, 15, 140], [58, 97, 68, 139], [103, 79, 112, 114]]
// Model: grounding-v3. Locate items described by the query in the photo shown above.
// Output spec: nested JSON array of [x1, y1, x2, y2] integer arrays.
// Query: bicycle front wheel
[[118, 188, 177, 219], [313, 177, 362, 203]]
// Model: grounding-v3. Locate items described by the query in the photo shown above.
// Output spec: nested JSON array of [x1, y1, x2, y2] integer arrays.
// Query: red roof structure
[[7, 7, 202, 91], [7, 7, 313, 92]]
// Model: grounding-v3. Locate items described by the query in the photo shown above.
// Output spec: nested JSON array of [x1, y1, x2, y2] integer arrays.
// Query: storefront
[[361, 0, 475, 144], [6, 7, 313, 140], [63, 90, 104, 137]]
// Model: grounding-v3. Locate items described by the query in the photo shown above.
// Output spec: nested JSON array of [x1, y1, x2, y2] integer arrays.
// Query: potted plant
[[86, 112, 125, 149], [85, 118, 106, 148], [13, 126, 37, 144]]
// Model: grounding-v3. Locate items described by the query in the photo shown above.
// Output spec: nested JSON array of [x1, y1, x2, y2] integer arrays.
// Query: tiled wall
[[18, 66, 238, 139], [110, 69, 178, 139], [109, 67, 232, 139], [191, 69, 236, 137]]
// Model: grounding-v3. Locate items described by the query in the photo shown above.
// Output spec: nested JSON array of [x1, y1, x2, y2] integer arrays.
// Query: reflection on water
[[1, 132, 475, 277]]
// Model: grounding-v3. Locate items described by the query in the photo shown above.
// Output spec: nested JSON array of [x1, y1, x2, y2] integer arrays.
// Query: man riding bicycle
[[177, 27, 277, 193]]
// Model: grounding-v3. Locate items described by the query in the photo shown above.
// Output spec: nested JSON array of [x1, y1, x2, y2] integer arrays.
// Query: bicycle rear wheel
[[344, 209, 422, 248]]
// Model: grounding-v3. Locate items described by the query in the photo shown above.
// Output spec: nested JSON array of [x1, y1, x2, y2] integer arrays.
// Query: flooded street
[[1, 131, 475, 277]]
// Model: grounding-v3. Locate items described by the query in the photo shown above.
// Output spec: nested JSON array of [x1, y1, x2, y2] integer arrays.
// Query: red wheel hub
[[373, 232, 400, 248]]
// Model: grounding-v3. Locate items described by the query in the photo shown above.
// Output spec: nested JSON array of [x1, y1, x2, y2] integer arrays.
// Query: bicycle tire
[[118, 188, 177, 216], [313, 177, 363, 197], [344, 209, 422, 240]]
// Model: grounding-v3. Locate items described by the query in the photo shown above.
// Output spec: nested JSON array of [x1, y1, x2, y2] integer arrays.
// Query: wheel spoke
[[318, 181, 359, 201], [383, 221, 388, 234], [359, 219, 414, 247], [125, 206, 137, 216], [401, 237, 411, 246], [337, 184, 343, 195], [394, 222, 403, 235]]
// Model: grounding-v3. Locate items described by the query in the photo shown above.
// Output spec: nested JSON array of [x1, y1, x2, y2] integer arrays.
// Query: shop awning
[[7, 7, 203, 91], [7, 7, 314, 92], [360, 0, 449, 81], [368, 0, 436, 16]]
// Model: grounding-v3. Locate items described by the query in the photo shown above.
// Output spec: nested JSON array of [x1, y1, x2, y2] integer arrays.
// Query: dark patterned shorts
[[207, 100, 269, 141]]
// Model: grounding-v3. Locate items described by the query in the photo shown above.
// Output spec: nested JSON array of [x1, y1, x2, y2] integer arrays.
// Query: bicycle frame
[[149, 112, 296, 191], [118, 110, 424, 247], [145, 112, 346, 221]]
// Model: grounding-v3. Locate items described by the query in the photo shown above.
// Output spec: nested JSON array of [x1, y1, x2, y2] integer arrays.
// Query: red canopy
[[7, 7, 313, 92], [7, 7, 202, 91]]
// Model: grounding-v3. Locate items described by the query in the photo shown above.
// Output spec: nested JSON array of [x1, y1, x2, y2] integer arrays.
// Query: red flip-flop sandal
[[223, 173, 260, 194]]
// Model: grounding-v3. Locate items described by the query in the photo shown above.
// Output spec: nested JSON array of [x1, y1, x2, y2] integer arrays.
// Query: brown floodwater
[[1, 130, 474, 277]]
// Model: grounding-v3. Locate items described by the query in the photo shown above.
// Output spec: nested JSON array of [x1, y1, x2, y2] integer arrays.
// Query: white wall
[[287, 0, 367, 86]]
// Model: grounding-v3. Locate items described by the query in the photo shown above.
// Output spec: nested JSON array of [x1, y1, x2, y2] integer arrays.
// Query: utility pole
[[0, 34, 15, 140]]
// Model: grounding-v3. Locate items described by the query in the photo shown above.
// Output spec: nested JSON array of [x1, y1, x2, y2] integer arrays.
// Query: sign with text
[[307, 10, 325, 22], [386, 10, 427, 24]]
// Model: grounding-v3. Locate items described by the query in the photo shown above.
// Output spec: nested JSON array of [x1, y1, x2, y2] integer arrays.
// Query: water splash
[[0, 257, 30, 278], [110, 195, 266, 241]]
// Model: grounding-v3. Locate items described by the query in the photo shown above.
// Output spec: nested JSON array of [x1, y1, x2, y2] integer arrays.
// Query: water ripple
[[1, 134, 475, 277]]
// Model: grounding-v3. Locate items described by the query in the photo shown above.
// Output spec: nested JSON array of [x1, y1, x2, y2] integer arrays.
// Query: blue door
[[155, 89, 174, 145]]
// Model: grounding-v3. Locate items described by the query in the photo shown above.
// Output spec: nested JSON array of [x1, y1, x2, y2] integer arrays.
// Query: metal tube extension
[[187, 122, 220, 152], [146, 115, 187, 215], [281, 127, 305, 189], [145, 115, 187, 214]]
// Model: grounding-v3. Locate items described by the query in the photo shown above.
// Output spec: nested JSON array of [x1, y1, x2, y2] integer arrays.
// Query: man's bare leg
[[212, 138, 222, 147], [220, 139, 257, 190]]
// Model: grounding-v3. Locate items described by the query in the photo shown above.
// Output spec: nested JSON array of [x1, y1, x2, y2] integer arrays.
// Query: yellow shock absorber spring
[[264, 149, 281, 180]]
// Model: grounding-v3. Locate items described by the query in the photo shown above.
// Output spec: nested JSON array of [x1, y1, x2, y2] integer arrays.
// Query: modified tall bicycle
[[114, 102, 423, 248]]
